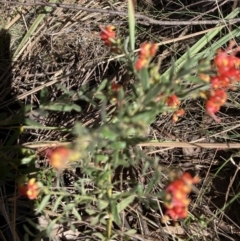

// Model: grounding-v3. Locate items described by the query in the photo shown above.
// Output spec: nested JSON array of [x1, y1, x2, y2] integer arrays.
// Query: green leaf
[[25, 118, 43, 127], [97, 79, 108, 91], [139, 68, 150, 91], [86, 208, 96, 215], [41, 102, 81, 112], [72, 207, 82, 221], [117, 195, 135, 213], [98, 200, 109, 210], [125, 229, 136, 235], [64, 203, 75, 211], [112, 141, 126, 150], [111, 200, 121, 225], [144, 172, 161, 195], [36, 195, 51, 213], [19, 155, 36, 165], [56, 84, 74, 96], [143, 84, 162, 105], [91, 214, 100, 225], [40, 88, 48, 104], [92, 232, 105, 240], [53, 196, 63, 212], [46, 219, 57, 236]]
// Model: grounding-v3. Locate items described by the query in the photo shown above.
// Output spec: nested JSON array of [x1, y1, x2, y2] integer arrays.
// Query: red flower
[[139, 42, 158, 59], [205, 89, 227, 122], [165, 94, 180, 108], [135, 42, 158, 70], [210, 75, 230, 89], [111, 83, 122, 92], [172, 109, 185, 122], [135, 56, 148, 70], [19, 178, 39, 200], [163, 172, 199, 221], [213, 41, 240, 81], [100, 25, 116, 47], [203, 41, 240, 121]]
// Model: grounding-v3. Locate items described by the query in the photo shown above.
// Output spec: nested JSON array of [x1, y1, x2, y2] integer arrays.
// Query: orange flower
[[199, 73, 210, 82], [163, 172, 199, 221], [111, 83, 122, 92], [48, 146, 81, 170], [210, 76, 230, 89], [135, 42, 158, 70], [172, 109, 185, 122], [139, 42, 158, 59], [135, 56, 148, 70], [213, 42, 240, 81], [205, 89, 227, 122], [19, 178, 39, 200], [165, 94, 180, 108], [100, 25, 116, 47]]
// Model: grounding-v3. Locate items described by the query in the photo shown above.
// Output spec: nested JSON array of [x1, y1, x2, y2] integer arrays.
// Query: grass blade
[[128, 0, 135, 52]]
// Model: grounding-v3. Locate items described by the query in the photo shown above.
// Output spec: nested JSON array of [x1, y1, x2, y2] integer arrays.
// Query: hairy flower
[[135, 42, 158, 70], [111, 82, 122, 92], [163, 172, 199, 221], [100, 25, 116, 47], [205, 89, 227, 122], [48, 146, 81, 170], [165, 94, 180, 108], [172, 109, 185, 122], [139, 42, 158, 59], [214, 41, 240, 80], [210, 76, 230, 89], [18, 178, 39, 200], [201, 41, 240, 121], [135, 56, 148, 70]]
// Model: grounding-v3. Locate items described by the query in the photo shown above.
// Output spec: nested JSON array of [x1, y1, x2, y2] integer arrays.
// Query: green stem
[[106, 164, 112, 240]]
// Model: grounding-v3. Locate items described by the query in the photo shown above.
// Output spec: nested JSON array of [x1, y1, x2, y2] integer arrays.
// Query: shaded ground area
[[0, 0, 240, 240]]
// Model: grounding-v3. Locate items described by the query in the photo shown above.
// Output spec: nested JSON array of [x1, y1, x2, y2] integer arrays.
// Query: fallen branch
[[2, 1, 240, 26]]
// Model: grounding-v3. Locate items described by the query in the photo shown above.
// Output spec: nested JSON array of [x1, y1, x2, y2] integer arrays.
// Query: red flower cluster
[[165, 94, 185, 122], [135, 42, 158, 70], [100, 25, 116, 47], [163, 172, 199, 221], [206, 89, 227, 122], [204, 42, 240, 121], [18, 178, 39, 200]]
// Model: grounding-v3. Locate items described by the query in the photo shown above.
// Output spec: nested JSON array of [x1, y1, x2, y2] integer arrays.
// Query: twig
[[1, 0, 240, 26], [138, 142, 240, 149], [146, 122, 240, 154], [19, 141, 240, 149]]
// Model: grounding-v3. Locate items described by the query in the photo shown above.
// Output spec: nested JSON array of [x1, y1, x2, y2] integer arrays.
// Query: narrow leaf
[[36, 195, 51, 213], [117, 195, 135, 213]]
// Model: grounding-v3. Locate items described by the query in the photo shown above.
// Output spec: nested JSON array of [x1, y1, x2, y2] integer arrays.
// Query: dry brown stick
[[146, 122, 240, 154], [138, 142, 240, 149], [21, 141, 240, 149], [1, 0, 240, 26]]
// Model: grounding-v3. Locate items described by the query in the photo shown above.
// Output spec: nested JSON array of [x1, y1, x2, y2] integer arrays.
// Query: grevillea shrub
[[19, 21, 240, 241]]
